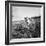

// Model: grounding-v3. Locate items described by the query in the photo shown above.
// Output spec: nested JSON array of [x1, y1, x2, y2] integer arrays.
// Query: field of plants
[[11, 16, 41, 39]]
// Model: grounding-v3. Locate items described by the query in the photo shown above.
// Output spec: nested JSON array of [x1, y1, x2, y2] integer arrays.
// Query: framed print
[[5, 1, 45, 45]]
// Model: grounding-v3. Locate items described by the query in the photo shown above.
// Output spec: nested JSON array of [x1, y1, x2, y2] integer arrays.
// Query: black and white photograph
[[5, 1, 45, 45]]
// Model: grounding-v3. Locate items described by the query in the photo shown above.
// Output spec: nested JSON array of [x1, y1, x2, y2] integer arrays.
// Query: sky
[[12, 6, 41, 21]]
